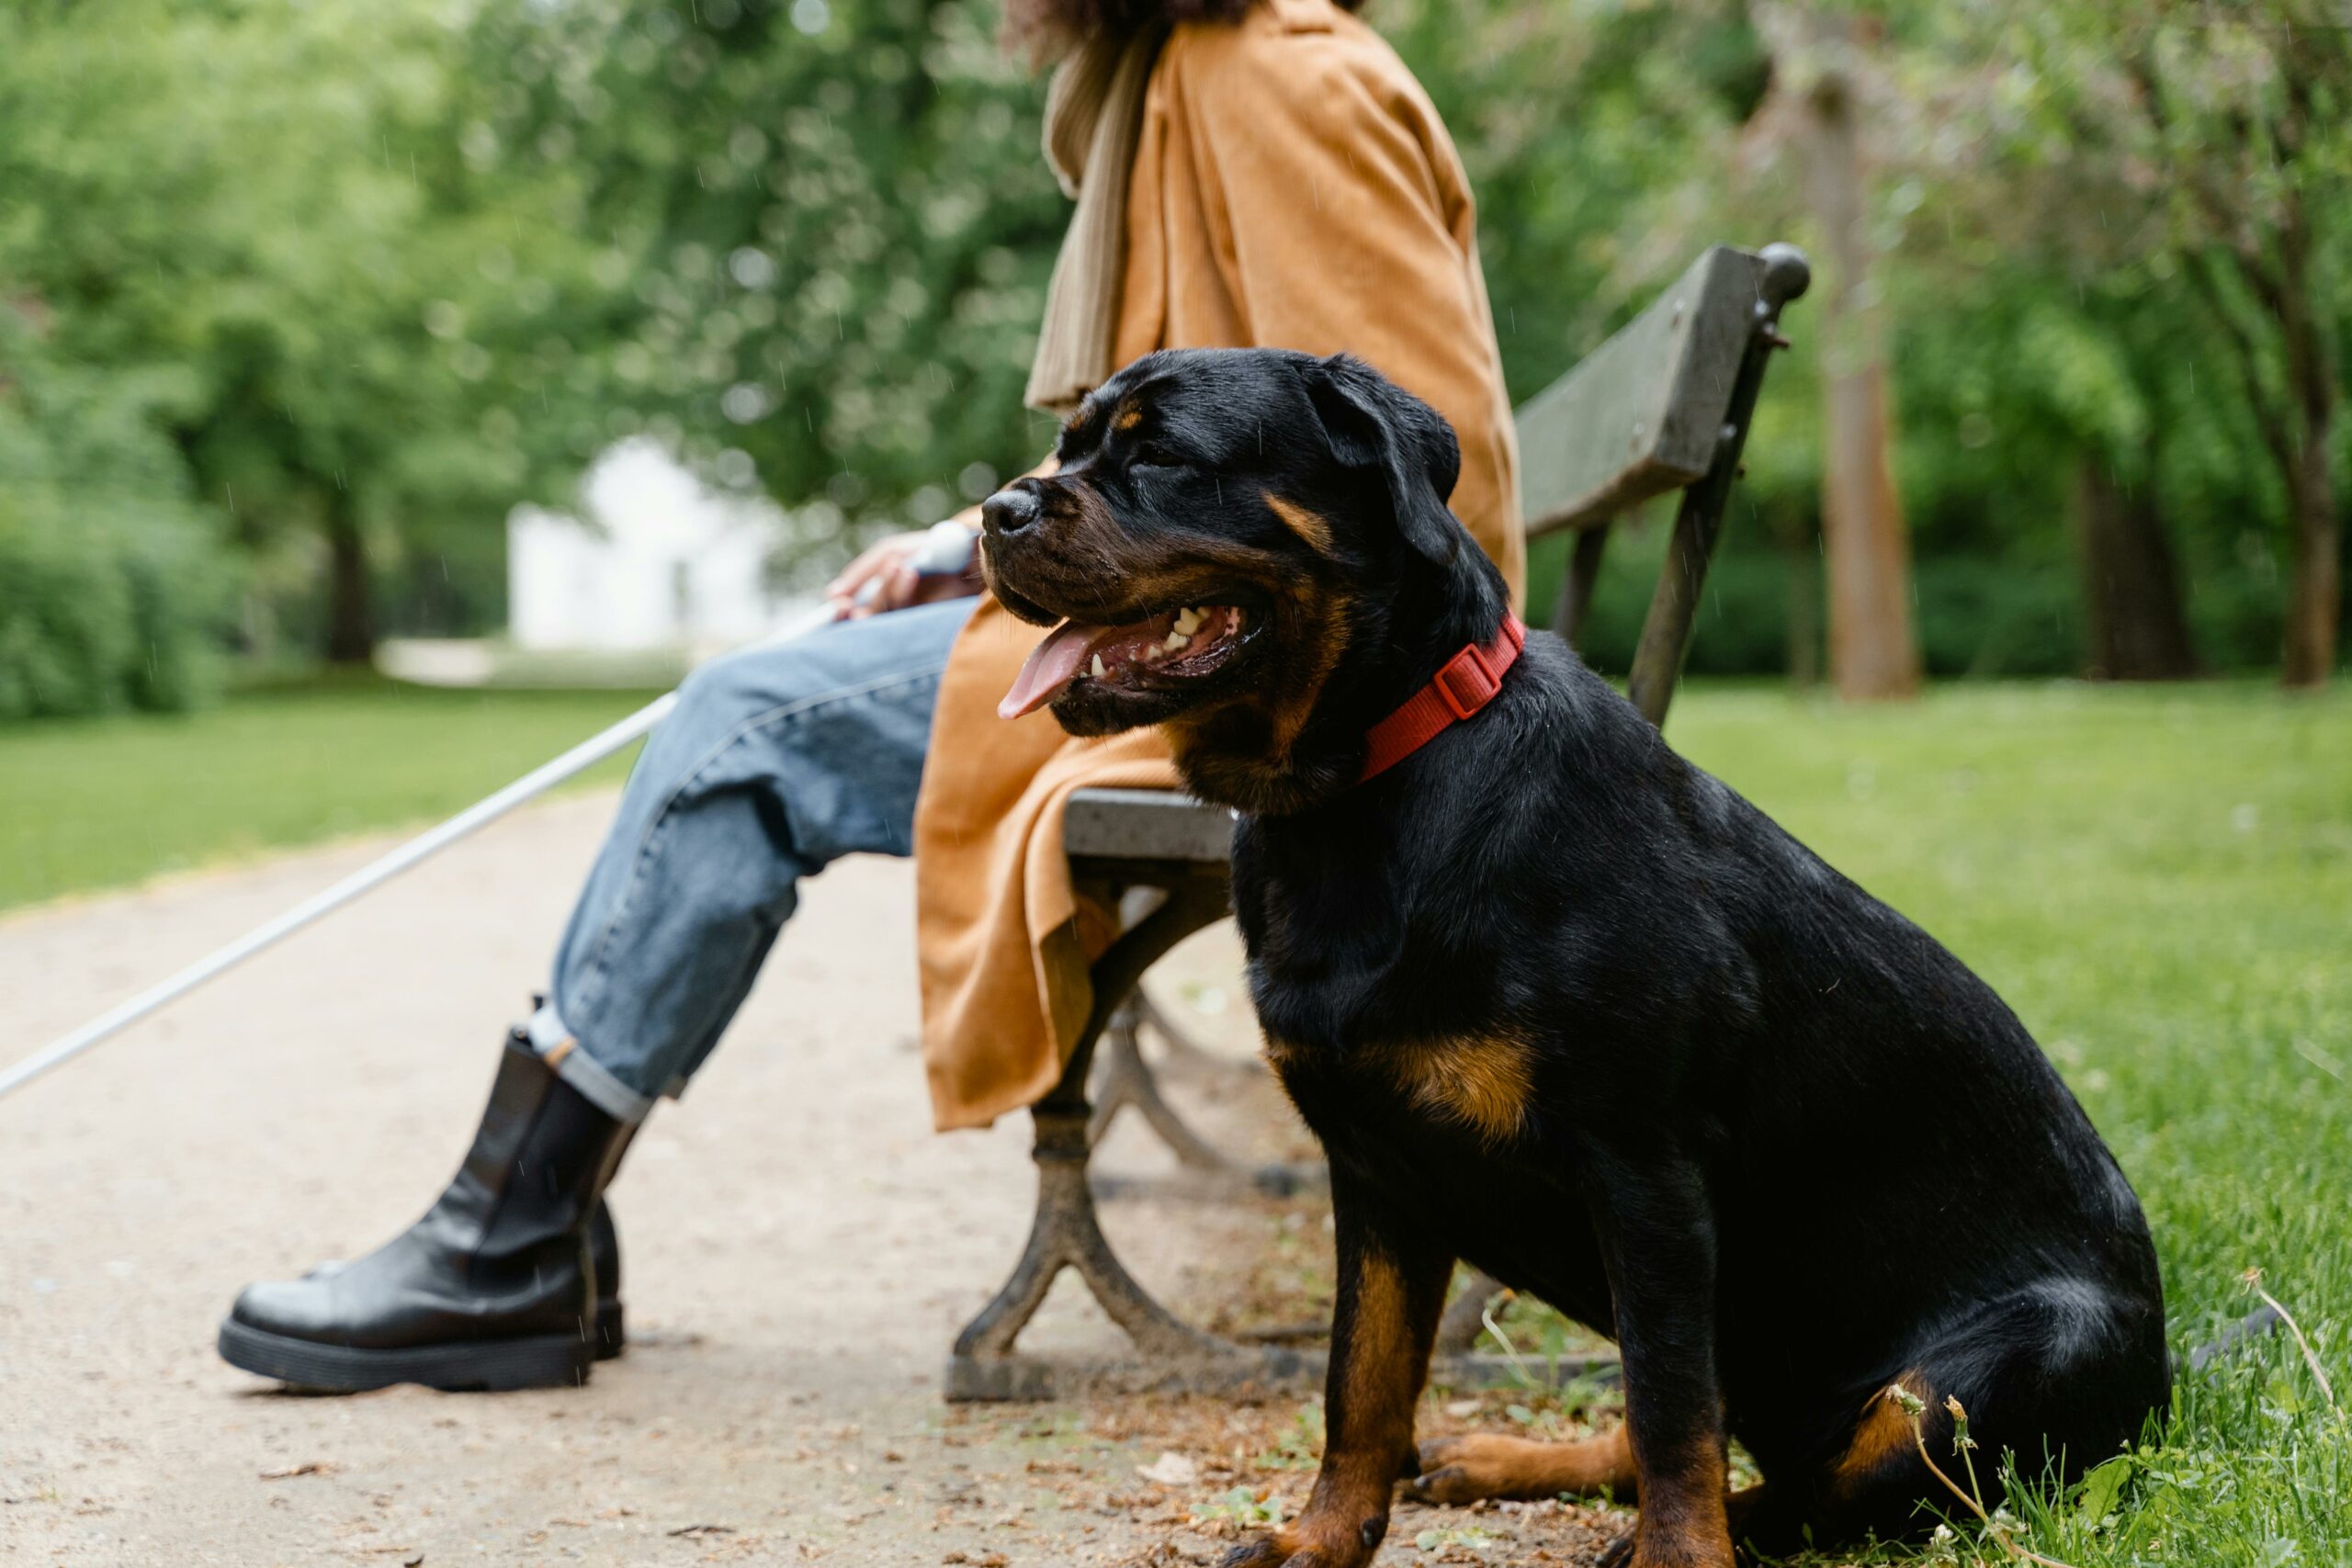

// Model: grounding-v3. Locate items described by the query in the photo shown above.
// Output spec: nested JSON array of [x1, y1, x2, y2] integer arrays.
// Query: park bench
[[946, 242, 1813, 1402]]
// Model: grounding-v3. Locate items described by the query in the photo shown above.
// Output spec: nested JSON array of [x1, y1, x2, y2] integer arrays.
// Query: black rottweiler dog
[[980, 347, 2168, 1568]]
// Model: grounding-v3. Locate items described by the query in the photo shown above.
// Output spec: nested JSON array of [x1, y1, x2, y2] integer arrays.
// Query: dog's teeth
[[1172, 608, 1202, 636], [1141, 644, 1163, 662], [1164, 630, 1188, 650], [1090, 654, 1106, 679]]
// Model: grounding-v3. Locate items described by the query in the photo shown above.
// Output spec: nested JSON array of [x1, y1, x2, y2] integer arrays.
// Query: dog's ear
[[1299, 354, 1464, 568]]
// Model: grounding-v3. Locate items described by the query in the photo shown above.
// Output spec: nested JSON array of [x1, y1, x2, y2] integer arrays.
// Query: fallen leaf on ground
[[259, 1461, 337, 1480], [1135, 1453, 1198, 1487]]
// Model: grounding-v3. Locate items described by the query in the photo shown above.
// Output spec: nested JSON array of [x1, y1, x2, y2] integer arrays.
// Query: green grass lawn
[[1657, 682, 2349, 1566], [0, 676, 660, 911], [1432, 682, 2347, 1565], [7, 676, 2348, 1563]]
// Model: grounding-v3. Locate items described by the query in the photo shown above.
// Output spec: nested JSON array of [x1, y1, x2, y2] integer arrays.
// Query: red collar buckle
[[1433, 644, 1503, 719], [1357, 614, 1527, 784]]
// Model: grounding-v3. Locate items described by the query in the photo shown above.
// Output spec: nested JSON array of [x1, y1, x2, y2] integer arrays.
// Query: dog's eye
[[1131, 445, 1192, 475]]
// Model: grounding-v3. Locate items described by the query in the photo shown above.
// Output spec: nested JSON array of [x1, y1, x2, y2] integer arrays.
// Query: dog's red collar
[[1357, 614, 1527, 784]]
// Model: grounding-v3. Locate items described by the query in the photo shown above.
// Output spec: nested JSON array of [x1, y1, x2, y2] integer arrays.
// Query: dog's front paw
[[1215, 1534, 1297, 1568], [1215, 1514, 1385, 1568], [1596, 1521, 1737, 1568]]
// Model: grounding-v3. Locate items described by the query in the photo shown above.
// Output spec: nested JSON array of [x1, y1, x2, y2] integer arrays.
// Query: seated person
[[219, 0, 1526, 1392]]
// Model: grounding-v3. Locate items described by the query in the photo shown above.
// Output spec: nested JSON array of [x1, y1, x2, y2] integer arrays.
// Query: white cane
[[0, 521, 978, 1104]]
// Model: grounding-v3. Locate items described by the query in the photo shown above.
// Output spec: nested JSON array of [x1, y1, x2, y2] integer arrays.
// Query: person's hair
[[1003, 0, 1365, 56]]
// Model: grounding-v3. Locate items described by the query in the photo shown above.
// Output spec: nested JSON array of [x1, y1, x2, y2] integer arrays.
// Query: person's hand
[[825, 525, 980, 620]]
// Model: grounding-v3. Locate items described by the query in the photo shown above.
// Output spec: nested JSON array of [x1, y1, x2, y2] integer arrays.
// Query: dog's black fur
[[980, 347, 2170, 1568]]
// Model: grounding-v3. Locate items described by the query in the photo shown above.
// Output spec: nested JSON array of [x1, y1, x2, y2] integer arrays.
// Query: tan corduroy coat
[[914, 0, 1525, 1131]]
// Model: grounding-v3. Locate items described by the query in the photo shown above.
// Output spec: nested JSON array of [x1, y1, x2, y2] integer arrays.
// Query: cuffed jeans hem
[[527, 1000, 657, 1123]]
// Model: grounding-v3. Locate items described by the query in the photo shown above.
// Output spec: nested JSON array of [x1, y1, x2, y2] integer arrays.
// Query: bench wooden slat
[[1064, 788, 1235, 863], [1514, 244, 1769, 539]]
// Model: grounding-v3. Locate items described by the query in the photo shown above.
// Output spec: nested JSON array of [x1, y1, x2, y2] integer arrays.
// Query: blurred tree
[[0, 0, 615, 664], [461, 0, 1066, 575], [2006, 0, 2347, 687], [1748, 4, 1922, 700], [0, 305, 232, 718], [4, 0, 2338, 693]]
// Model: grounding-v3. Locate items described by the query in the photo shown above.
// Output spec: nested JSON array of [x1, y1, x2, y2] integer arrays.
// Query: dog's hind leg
[[1408, 1423, 1637, 1505], [1781, 1277, 2169, 1551]]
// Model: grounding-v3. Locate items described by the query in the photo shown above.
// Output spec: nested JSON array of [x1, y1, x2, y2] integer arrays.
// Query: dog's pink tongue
[[1001, 621, 1104, 719]]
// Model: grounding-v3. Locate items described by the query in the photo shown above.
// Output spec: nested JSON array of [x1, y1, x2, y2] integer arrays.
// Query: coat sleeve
[[1167, 22, 1522, 589]]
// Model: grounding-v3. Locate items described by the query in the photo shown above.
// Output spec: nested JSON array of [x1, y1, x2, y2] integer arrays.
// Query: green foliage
[[1250, 1404, 1326, 1472], [0, 0, 619, 661], [1, 0, 2342, 684], [1192, 1485, 1284, 1528], [0, 313, 232, 718], [462, 0, 1066, 566]]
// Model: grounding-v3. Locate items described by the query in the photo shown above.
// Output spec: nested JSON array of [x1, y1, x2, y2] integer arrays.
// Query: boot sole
[[218, 1318, 595, 1393], [595, 1300, 624, 1361]]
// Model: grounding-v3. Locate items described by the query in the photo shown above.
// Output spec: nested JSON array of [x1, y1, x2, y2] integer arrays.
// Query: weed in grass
[[1191, 1485, 1283, 1529], [2238, 1269, 2338, 1414], [1411, 1522, 1503, 1557], [1877, 1383, 2077, 1568], [1251, 1404, 1324, 1472]]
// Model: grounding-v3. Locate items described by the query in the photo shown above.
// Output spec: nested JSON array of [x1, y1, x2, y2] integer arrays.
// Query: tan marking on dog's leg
[[1827, 1370, 1934, 1497], [1624, 1429, 1734, 1568], [1265, 494, 1336, 554]]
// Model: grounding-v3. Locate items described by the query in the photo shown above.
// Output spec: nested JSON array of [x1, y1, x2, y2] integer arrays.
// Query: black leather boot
[[589, 1193, 626, 1359], [219, 1036, 635, 1392]]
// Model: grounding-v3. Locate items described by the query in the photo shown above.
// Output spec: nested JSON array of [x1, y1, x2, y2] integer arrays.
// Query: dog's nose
[[981, 481, 1042, 536]]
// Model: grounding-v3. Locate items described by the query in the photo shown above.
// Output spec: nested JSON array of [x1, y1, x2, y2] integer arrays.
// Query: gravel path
[[0, 794, 1620, 1566]]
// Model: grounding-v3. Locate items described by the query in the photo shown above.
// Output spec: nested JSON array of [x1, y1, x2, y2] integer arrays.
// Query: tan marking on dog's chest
[[1389, 1032, 1537, 1145], [1262, 1031, 1537, 1145]]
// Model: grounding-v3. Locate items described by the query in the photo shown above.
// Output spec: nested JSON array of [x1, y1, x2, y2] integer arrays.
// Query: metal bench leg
[[1552, 524, 1611, 652], [946, 877, 1321, 1402], [1136, 991, 1264, 1080], [1088, 1000, 1245, 1173], [1435, 1269, 1507, 1354], [1089, 998, 1330, 1201], [947, 1069, 1240, 1399]]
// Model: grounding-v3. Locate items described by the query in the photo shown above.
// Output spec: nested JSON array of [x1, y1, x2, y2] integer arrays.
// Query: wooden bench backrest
[[1512, 244, 1777, 539]]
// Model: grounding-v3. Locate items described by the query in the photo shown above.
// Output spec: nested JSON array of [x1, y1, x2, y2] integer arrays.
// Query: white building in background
[[508, 439, 794, 658]]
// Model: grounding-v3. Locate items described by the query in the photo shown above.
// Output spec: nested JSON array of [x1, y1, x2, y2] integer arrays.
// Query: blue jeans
[[525, 597, 977, 1122]]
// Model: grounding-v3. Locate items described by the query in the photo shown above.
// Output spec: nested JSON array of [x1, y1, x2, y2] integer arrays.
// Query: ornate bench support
[[947, 874, 1321, 1401], [1088, 1003, 1247, 1174], [1089, 1002, 1329, 1200]]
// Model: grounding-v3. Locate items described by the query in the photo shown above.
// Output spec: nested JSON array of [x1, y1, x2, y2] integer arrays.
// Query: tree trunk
[[323, 502, 376, 666], [1791, 34, 1921, 701], [2277, 271, 2338, 686], [2070, 457, 2199, 681], [2281, 435, 2340, 687]]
